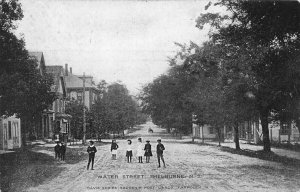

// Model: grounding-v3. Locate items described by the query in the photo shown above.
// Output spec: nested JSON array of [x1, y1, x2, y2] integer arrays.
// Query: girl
[[126, 140, 133, 163], [136, 138, 144, 163], [144, 140, 152, 163], [111, 139, 119, 160]]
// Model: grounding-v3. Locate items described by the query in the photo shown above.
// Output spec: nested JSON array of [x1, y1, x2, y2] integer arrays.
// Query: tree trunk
[[201, 126, 204, 143], [217, 128, 221, 146], [234, 122, 240, 150], [21, 119, 27, 147], [260, 108, 271, 152]]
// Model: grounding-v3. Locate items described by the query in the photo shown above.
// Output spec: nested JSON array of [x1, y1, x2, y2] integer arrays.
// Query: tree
[[65, 100, 89, 139], [196, 0, 300, 152], [140, 63, 196, 135], [0, 0, 55, 143], [91, 82, 146, 137]]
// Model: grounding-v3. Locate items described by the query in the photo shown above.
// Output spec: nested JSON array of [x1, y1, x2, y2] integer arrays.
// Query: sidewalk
[[192, 138, 300, 161]]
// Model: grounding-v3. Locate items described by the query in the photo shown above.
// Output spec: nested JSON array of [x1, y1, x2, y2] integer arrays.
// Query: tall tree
[[91, 82, 146, 137], [196, 0, 300, 151], [0, 0, 55, 143]]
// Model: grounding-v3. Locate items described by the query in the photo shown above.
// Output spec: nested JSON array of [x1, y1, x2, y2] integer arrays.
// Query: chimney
[[70, 67, 72, 74], [65, 64, 68, 76]]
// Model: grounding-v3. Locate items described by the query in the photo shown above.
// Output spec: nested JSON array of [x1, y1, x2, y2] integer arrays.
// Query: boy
[[156, 139, 166, 168], [54, 141, 60, 160], [60, 142, 66, 161], [87, 141, 97, 170]]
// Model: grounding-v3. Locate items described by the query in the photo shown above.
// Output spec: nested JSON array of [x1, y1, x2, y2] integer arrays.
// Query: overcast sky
[[17, 0, 211, 95]]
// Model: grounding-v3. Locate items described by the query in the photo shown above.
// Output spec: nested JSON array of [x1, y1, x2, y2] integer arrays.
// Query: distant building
[[64, 64, 100, 109], [0, 115, 21, 150], [192, 124, 217, 140], [193, 120, 300, 144]]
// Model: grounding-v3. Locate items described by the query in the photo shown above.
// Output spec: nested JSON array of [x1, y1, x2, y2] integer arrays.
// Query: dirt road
[[27, 122, 300, 192]]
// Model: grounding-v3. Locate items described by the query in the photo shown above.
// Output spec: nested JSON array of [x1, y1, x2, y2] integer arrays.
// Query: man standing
[[156, 139, 166, 168], [87, 141, 97, 170]]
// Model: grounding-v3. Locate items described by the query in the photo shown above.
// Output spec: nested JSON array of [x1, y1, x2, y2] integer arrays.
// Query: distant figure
[[111, 139, 119, 160], [144, 140, 152, 163], [87, 141, 97, 170], [126, 140, 133, 163], [148, 128, 153, 133], [60, 142, 66, 161], [136, 138, 144, 163], [54, 141, 60, 160], [156, 139, 166, 168]]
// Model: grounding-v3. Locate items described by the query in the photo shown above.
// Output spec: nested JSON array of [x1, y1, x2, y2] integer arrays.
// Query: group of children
[[54, 141, 66, 161], [109, 138, 166, 167], [86, 138, 166, 170]]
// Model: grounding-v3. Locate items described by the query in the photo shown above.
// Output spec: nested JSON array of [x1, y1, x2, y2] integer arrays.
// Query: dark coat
[[87, 146, 97, 156], [156, 143, 165, 155], [54, 144, 60, 153], [60, 144, 66, 154], [144, 143, 152, 156], [111, 143, 118, 151]]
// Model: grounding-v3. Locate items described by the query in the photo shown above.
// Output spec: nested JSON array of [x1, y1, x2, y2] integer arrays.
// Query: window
[[3, 123, 7, 140], [281, 122, 290, 135], [8, 121, 12, 139], [77, 92, 82, 101], [209, 126, 214, 134]]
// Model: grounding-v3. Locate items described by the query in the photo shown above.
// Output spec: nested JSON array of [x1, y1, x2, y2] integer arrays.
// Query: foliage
[[140, 63, 195, 134], [195, 0, 300, 151], [0, 0, 55, 141], [65, 100, 90, 139], [90, 82, 147, 137]]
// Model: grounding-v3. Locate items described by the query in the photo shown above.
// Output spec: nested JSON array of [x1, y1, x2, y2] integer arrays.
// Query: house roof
[[65, 74, 98, 90], [46, 65, 65, 94], [29, 52, 43, 62], [29, 51, 45, 75]]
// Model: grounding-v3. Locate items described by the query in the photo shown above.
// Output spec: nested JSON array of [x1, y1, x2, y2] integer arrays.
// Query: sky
[[16, 0, 211, 95]]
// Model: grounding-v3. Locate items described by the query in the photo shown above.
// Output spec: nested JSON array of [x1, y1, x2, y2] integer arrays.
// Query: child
[[111, 139, 119, 160], [54, 141, 60, 160], [136, 138, 144, 163], [126, 140, 133, 163], [87, 141, 97, 170], [144, 140, 152, 163], [156, 139, 166, 168], [60, 142, 66, 161]]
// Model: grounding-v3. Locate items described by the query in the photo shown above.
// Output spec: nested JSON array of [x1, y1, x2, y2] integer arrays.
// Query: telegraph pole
[[82, 72, 86, 144]]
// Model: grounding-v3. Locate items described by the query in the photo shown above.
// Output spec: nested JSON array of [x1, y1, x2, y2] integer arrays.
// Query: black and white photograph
[[0, 0, 300, 191]]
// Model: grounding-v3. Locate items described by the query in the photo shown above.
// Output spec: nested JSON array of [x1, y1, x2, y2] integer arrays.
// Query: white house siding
[[0, 116, 21, 150], [192, 124, 216, 139]]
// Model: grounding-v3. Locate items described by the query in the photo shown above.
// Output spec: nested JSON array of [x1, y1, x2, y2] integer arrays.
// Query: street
[[23, 122, 300, 192]]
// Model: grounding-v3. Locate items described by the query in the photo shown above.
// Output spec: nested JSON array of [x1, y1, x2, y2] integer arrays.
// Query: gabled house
[[45, 66, 71, 141], [64, 64, 100, 109]]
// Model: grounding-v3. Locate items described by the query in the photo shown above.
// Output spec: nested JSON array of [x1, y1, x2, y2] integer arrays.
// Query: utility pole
[[82, 72, 86, 144]]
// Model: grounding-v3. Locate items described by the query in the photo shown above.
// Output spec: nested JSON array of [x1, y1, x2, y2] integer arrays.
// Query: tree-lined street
[[1, 1, 300, 191]]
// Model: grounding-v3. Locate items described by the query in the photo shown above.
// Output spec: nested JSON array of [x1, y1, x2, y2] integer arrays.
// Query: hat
[[146, 140, 150, 142]]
